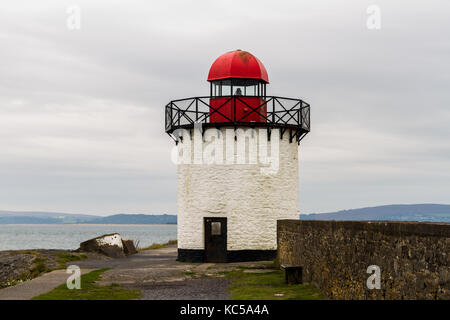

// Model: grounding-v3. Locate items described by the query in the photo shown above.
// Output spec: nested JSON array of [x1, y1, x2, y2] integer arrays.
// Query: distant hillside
[[85, 214, 177, 225], [0, 211, 177, 224], [0, 216, 62, 224], [301, 204, 450, 222], [0, 210, 100, 224]]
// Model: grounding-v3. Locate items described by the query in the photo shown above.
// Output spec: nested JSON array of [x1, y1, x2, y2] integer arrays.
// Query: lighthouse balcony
[[165, 96, 310, 144]]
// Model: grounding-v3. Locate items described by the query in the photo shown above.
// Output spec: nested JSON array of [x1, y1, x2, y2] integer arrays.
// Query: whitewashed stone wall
[[177, 127, 299, 251]]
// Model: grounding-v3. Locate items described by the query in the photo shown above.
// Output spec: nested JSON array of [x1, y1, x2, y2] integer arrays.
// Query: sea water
[[0, 224, 177, 251]]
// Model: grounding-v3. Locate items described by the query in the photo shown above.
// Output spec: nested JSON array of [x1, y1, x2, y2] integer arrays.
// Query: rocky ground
[[0, 249, 106, 288]]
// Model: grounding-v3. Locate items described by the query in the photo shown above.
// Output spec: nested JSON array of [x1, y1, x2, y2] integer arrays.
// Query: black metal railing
[[165, 96, 310, 143]]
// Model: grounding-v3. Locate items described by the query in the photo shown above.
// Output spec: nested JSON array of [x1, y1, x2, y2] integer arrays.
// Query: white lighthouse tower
[[165, 50, 310, 262]]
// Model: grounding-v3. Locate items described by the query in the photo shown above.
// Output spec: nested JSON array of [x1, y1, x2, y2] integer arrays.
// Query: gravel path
[[138, 278, 231, 300], [76, 246, 235, 300]]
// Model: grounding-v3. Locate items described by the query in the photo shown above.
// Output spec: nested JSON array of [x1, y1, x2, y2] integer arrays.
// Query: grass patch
[[29, 257, 50, 278], [19, 253, 50, 279], [32, 268, 142, 300], [225, 269, 325, 300], [52, 253, 87, 268], [139, 239, 177, 251], [16, 250, 41, 256]]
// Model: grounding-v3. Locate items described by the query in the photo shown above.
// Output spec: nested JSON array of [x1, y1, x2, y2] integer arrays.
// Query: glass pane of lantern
[[246, 85, 255, 96], [211, 222, 221, 235], [214, 83, 219, 97], [222, 85, 231, 96], [233, 86, 244, 96]]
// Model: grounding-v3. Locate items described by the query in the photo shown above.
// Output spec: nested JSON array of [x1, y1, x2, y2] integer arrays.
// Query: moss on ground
[[32, 268, 141, 300], [0, 251, 53, 289], [138, 239, 177, 251], [225, 269, 325, 300], [52, 252, 88, 268]]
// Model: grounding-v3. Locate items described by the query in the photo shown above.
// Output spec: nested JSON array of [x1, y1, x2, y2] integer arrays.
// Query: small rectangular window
[[222, 85, 231, 96], [233, 86, 244, 96], [211, 222, 221, 235]]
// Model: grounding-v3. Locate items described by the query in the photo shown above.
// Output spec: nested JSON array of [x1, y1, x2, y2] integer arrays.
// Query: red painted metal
[[207, 50, 269, 83], [209, 97, 267, 123]]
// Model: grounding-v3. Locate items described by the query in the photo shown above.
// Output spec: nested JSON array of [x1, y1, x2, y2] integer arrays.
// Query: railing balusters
[[165, 96, 310, 136]]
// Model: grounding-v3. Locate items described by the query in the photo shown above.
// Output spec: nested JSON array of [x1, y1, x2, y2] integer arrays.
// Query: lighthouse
[[165, 50, 310, 262]]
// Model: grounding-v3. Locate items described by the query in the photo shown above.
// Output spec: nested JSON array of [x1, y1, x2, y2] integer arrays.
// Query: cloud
[[0, 0, 449, 214]]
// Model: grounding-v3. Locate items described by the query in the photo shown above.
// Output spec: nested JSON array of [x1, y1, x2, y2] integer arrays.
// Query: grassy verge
[[225, 269, 324, 300], [52, 252, 88, 269], [138, 239, 177, 251], [32, 268, 141, 300]]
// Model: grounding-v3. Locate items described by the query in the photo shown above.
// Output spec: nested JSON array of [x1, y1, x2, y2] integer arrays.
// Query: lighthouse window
[[211, 222, 221, 235], [221, 85, 231, 96], [233, 86, 244, 96], [210, 79, 265, 97], [246, 85, 255, 96]]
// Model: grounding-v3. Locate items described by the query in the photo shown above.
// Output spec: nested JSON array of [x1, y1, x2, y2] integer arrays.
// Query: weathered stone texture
[[178, 127, 299, 251], [277, 220, 450, 300], [79, 233, 125, 258], [122, 239, 138, 255], [0, 252, 36, 285]]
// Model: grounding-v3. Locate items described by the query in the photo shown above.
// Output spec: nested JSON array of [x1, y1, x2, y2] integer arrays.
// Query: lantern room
[[208, 50, 268, 123]]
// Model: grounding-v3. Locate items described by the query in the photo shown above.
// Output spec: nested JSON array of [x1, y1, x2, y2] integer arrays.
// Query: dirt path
[[0, 268, 93, 300], [76, 245, 274, 300]]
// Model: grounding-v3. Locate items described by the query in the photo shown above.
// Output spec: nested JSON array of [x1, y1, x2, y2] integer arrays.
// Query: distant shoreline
[[72, 223, 177, 226], [0, 223, 177, 226], [0, 213, 177, 225]]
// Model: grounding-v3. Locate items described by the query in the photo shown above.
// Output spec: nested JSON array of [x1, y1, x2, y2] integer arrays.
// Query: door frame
[[204, 217, 227, 263]]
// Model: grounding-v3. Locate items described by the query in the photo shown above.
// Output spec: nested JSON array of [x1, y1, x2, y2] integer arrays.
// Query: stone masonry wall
[[277, 220, 450, 300]]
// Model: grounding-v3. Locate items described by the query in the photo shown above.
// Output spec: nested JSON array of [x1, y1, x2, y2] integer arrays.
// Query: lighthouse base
[[177, 248, 277, 263]]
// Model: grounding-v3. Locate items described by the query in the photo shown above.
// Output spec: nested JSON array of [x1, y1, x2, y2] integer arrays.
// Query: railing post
[[168, 103, 173, 130], [171, 103, 174, 129], [176, 102, 180, 127], [272, 98, 275, 123], [195, 98, 198, 122], [308, 106, 310, 131], [233, 96, 236, 122]]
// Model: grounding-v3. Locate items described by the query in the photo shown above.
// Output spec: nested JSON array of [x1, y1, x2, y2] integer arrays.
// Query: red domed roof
[[207, 50, 269, 83]]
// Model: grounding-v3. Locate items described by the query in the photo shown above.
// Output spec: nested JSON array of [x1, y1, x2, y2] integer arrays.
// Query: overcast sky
[[0, 0, 449, 216]]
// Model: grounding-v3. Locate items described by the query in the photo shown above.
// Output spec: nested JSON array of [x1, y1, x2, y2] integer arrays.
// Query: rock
[[79, 233, 125, 258], [0, 252, 36, 285], [122, 239, 137, 255]]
